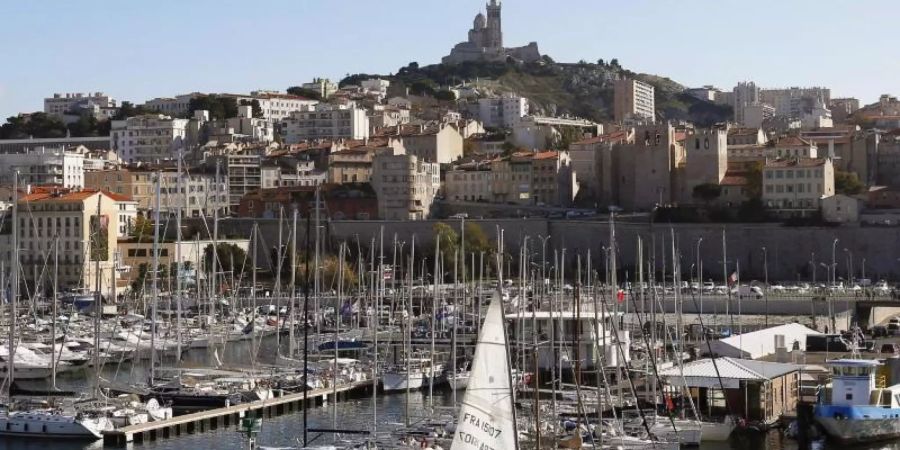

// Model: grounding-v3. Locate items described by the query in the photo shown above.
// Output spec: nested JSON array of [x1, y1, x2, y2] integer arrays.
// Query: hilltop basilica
[[442, 0, 542, 65]]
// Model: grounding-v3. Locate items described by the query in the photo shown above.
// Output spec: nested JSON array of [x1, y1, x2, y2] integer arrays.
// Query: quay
[[102, 380, 374, 446]]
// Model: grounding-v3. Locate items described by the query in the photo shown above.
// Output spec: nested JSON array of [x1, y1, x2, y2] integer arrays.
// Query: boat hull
[[816, 405, 900, 443], [0, 414, 110, 439]]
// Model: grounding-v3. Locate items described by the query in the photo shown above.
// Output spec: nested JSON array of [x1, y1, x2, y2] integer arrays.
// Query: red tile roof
[[19, 188, 132, 203]]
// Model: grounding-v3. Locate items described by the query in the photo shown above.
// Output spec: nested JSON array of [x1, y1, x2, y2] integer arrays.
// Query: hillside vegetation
[[341, 58, 732, 126]]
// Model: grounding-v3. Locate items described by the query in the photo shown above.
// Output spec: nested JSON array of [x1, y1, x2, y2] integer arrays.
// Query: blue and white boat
[[815, 359, 900, 443]]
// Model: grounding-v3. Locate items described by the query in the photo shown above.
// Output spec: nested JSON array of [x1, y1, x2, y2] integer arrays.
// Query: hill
[[340, 58, 732, 127]]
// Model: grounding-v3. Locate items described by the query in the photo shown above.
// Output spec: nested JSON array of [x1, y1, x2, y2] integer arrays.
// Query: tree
[[745, 161, 763, 199], [203, 243, 248, 276], [286, 86, 323, 101], [692, 183, 723, 205], [835, 170, 865, 195], [189, 95, 238, 120], [434, 90, 457, 101], [113, 101, 154, 120], [293, 253, 357, 289], [433, 222, 460, 275], [610, 58, 621, 69], [464, 222, 493, 257], [240, 99, 264, 118], [130, 215, 154, 241], [0, 113, 68, 139]]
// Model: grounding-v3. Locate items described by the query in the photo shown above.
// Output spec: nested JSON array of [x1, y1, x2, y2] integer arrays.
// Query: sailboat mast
[[275, 207, 284, 354], [430, 234, 439, 410], [288, 208, 297, 359], [150, 171, 161, 384], [52, 236, 58, 390], [92, 192, 103, 397], [175, 150, 184, 362], [7, 173, 17, 394], [302, 212, 312, 447]]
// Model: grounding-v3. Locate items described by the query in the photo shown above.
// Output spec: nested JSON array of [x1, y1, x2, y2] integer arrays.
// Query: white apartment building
[[360, 79, 390, 98], [110, 114, 189, 164], [614, 79, 655, 123], [281, 104, 369, 143], [224, 105, 275, 142], [0, 147, 85, 188], [478, 94, 529, 128], [261, 158, 327, 188], [143, 93, 204, 117], [84, 168, 229, 218], [44, 92, 116, 116], [762, 157, 834, 214], [371, 154, 441, 220], [242, 90, 318, 121], [224, 154, 262, 208], [742, 103, 775, 128]]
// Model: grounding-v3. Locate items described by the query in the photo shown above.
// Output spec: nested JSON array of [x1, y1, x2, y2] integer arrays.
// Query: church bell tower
[[485, 0, 503, 49]]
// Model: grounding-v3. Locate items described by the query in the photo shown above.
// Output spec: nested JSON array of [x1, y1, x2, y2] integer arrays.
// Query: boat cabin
[[821, 359, 900, 408]]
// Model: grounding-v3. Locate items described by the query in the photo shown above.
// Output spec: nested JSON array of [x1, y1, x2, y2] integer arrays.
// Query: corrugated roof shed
[[659, 357, 802, 388], [707, 323, 822, 359]]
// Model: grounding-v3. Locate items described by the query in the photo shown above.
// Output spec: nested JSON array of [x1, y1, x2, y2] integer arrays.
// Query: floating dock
[[102, 379, 373, 446]]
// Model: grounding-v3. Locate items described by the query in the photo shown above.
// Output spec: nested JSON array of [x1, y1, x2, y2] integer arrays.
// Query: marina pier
[[102, 380, 373, 446]]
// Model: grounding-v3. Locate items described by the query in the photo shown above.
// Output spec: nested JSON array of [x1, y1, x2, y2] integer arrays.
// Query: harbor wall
[[179, 218, 900, 281]]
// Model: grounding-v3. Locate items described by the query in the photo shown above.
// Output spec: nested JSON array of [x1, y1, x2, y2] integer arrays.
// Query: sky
[[1, 0, 898, 119]]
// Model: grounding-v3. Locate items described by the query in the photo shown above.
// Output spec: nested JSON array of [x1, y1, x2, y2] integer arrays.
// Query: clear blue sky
[[2, 0, 897, 119]]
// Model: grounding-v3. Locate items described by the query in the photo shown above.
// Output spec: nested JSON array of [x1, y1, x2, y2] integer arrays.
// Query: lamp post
[[762, 246, 769, 327], [831, 238, 839, 289], [696, 237, 703, 316]]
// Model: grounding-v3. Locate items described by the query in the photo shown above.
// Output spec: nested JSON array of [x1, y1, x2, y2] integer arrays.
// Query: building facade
[[281, 104, 369, 143], [0, 147, 85, 188], [477, 94, 529, 128], [371, 154, 441, 220], [614, 79, 656, 123], [762, 157, 834, 215], [110, 114, 189, 164], [44, 92, 116, 116]]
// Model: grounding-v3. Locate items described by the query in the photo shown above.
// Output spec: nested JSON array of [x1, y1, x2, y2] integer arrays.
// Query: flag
[[616, 289, 625, 303], [728, 272, 738, 286]]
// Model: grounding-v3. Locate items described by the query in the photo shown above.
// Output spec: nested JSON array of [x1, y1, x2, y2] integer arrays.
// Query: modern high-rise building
[[613, 79, 655, 123]]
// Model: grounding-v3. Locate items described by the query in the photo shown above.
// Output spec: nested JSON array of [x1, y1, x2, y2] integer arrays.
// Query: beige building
[[14, 189, 127, 297], [683, 128, 728, 202], [821, 194, 860, 223], [762, 157, 834, 215], [370, 154, 441, 220], [444, 161, 493, 202], [491, 153, 534, 205], [531, 151, 577, 207], [614, 79, 655, 123], [85, 168, 229, 217], [612, 124, 685, 210], [380, 123, 464, 164]]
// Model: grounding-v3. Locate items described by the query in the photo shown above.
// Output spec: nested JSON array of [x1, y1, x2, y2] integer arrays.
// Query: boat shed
[[660, 357, 802, 424], [706, 323, 821, 359]]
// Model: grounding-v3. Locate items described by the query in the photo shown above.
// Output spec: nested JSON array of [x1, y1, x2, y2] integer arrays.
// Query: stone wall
[[178, 217, 900, 281]]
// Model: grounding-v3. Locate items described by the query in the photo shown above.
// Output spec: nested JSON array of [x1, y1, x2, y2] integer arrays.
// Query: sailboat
[[449, 292, 518, 450]]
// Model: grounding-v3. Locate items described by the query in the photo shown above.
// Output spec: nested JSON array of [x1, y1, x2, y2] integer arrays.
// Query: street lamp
[[831, 238, 839, 288], [696, 237, 703, 316]]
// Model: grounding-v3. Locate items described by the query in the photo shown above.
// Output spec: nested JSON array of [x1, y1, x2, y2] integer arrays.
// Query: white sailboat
[[449, 292, 518, 450]]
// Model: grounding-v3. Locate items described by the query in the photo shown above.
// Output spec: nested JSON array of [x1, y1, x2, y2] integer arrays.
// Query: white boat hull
[[383, 371, 426, 392], [817, 416, 900, 443], [0, 413, 112, 439]]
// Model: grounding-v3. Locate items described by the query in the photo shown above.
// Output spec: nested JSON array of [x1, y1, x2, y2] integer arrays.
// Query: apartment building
[[444, 160, 493, 202], [0, 147, 85, 188], [44, 92, 116, 116], [370, 154, 441, 220], [260, 157, 327, 188], [143, 93, 204, 117], [110, 114, 189, 164], [13, 189, 126, 297], [762, 158, 834, 214], [224, 154, 262, 208], [84, 168, 229, 217], [379, 123, 464, 164], [477, 94, 529, 128], [614, 79, 655, 123], [530, 150, 577, 207], [491, 152, 534, 205], [281, 104, 369, 143]]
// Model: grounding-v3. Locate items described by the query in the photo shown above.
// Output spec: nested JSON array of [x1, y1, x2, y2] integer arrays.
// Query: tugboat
[[814, 359, 900, 443]]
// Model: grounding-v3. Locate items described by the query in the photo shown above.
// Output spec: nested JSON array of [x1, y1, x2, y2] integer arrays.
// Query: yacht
[[0, 408, 114, 439]]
